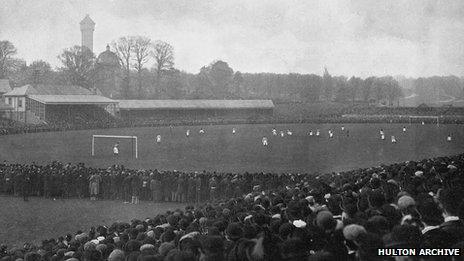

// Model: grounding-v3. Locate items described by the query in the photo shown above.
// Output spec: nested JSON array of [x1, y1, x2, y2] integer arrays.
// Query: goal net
[[408, 116, 440, 126], [91, 135, 138, 158]]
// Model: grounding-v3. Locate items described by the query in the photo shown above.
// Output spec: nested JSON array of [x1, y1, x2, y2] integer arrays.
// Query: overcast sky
[[1, 0, 463, 77]]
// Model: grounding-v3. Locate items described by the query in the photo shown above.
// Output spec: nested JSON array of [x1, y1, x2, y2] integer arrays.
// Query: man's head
[[438, 188, 463, 217], [417, 199, 443, 226]]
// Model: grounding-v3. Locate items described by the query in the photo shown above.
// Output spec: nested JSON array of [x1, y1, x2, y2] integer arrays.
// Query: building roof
[[28, 95, 117, 105], [0, 79, 12, 93], [4, 84, 94, 96], [117, 100, 275, 110], [80, 14, 95, 27], [3, 85, 31, 96], [97, 45, 120, 67]]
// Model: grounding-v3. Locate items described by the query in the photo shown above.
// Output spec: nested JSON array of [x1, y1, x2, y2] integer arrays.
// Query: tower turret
[[80, 14, 95, 53]]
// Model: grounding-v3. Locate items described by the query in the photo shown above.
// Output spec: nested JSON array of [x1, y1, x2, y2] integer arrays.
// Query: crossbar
[[93, 135, 137, 139]]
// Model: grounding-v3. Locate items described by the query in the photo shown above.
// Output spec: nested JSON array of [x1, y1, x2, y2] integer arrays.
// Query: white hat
[[305, 196, 315, 203], [292, 220, 307, 228]]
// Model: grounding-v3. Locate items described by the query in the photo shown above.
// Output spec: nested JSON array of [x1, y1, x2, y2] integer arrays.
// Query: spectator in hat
[[108, 249, 125, 261], [200, 236, 224, 261], [384, 224, 422, 249], [417, 198, 452, 249], [436, 188, 464, 247], [224, 223, 243, 258], [355, 233, 384, 261], [280, 238, 308, 261]]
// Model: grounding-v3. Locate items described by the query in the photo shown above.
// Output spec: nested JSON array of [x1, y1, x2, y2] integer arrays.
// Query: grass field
[[0, 123, 463, 247], [0, 196, 183, 247], [0, 123, 463, 173]]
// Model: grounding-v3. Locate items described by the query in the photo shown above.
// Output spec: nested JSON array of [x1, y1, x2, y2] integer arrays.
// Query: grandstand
[[0, 85, 275, 131], [3, 84, 117, 124], [117, 99, 275, 123]]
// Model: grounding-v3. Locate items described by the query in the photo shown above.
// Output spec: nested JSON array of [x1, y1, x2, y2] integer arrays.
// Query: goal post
[[408, 116, 440, 126], [92, 135, 138, 159]]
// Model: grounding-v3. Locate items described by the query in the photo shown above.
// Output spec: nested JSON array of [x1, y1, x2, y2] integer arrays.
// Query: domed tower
[[95, 45, 122, 98]]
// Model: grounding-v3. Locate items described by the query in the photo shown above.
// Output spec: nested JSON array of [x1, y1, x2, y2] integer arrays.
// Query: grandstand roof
[[4, 84, 95, 96], [28, 95, 117, 105], [117, 100, 275, 110], [0, 79, 12, 93]]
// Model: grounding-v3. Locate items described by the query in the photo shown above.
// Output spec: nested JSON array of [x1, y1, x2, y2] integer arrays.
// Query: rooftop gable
[[4, 84, 94, 96], [80, 15, 95, 26], [3, 85, 34, 96]]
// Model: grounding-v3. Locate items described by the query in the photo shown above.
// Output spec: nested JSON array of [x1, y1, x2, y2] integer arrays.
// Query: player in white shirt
[[380, 129, 384, 136], [381, 134, 385, 140], [309, 130, 313, 136], [341, 126, 345, 131], [186, 129, 190, 137], [113, 142, 119, 156], [232, 128, 236, 134], [316, 129, 320, 136], [447, 134, 452, 142], [403, 126, 406, 132], [199, 128, 205, 134], [156, 135, 161, 143], [329, 130, 334, 138], [287, 130, 292, 136], [391, 135, 396, 143], [262, 137, 268, 146], [280, 131, 285, 137], [421, 121, 425, 125], [272, 129, 277, 136]]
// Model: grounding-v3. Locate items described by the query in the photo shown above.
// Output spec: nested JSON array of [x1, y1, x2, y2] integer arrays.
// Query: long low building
[[117, 99, 274, 110], [1, 84, 274, 124], [117, 99, 275, 120], [3, 84, 117, 123]]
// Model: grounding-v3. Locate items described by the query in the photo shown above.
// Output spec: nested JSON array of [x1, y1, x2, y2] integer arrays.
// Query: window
[[8, 98, 11, 104], [18, 99, 23, 108]]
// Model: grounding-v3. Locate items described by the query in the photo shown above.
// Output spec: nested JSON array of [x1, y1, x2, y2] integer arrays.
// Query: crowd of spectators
[[44, 106, 118, 131], [0, 162, 261, 203], [1, 153, 464, 260], [274, 103, 464, 124], [346, 106, 464, 117]]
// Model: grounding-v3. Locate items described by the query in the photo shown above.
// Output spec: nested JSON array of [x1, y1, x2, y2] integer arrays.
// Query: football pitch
[[0, 123, 462, 174]]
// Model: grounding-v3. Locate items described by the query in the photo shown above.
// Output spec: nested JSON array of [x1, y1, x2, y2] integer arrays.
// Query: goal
[[91, 135, 138, 158], [408, 116, 440, 126]]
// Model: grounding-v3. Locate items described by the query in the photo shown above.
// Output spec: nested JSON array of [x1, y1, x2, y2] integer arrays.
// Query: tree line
[[1, 39, 463, 105]]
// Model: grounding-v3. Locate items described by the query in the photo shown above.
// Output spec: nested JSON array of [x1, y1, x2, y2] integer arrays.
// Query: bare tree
[[151, 41, 174, 83], [131, 36, 151, 97], [0, 40, 17, 78], [112, 37, 135, 98], [58, 45, 96, 89]]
